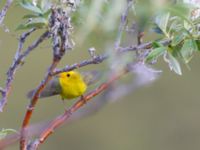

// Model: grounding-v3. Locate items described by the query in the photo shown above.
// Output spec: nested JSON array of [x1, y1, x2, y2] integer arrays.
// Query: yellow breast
[[58, 71, 87, 100]]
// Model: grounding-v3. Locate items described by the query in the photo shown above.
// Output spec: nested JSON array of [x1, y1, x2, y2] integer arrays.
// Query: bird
[[27, 70, 100, 100]]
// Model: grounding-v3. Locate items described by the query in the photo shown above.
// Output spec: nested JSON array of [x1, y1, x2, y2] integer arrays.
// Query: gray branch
[[0, 30, 50, 112], [0, 0, 13, 24]]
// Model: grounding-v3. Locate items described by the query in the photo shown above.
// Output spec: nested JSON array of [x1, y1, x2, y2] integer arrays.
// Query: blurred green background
[[1, 1, 200, 150]]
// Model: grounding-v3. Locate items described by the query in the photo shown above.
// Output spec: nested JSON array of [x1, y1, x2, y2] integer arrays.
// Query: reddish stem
[[20, 59, 60, 150], [30, 68, 129, 149]]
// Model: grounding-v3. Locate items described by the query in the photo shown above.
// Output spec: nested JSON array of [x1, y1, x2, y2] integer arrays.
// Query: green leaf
[[195, 40, 200, 51], [20, 1, 43, 14], [22, 9, 51, 19], [146, 46, 166, 62], [171, 34, 185, 46], [23, 14, 40, 19], [43, 9, 51, 18], [0, 129, 17, 139], [166, 4, 193, 28], [16, 18, 48, 30], [40, 0, 50, 11], [155, 12, 170, 37], [180, 39, 198, 63], [152, 41, 163, 48], [16, 22, 46, 30], [166, 52, 182, 75]]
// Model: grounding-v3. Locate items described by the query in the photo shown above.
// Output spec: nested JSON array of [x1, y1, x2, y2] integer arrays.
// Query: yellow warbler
[[28, 70, 99, 100]]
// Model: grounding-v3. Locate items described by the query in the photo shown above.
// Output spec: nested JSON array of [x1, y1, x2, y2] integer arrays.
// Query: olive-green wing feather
[[82, 70, 101, 86], [27, 77, 62, 99]]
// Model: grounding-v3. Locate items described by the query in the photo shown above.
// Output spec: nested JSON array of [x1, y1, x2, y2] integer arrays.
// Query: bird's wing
[[27, 77, 62, 99], [82, 70, 101, 86]]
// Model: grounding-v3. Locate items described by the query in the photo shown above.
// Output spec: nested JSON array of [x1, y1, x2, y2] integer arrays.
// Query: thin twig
[[0, 30, 50, 112], [16, 28, 36, 58], [28, 67, 129, 150], [52, 54, 108, 75], [118, 39, 171, 53], [115, 0, 133, 49], [0, 0, 13, 24]]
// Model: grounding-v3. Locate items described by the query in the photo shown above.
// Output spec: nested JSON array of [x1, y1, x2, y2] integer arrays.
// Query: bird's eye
[[66, 73, 70, 77]]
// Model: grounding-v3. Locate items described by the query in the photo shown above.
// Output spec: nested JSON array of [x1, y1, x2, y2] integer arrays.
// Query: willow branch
[[115, 0, 133, 49], [20, 59, 60, 150], [0, 0, 13, 24], [52, 54, 108, 75], [0, 29, 50, 112], [118, 39, 171, 53]]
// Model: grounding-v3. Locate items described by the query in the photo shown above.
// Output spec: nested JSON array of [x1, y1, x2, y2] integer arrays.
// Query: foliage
[[16, 0, 51, 30], [144, 2, 200, 75]]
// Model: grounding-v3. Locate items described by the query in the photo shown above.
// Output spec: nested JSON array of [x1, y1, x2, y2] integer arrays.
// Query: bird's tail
[[27, 89, 59, 99]]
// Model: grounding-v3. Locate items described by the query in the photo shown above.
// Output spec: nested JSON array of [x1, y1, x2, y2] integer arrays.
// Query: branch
[[52, 54, 108, 75], [28, 66, 129, 150], [0, 30, 50, 112], [118, 39, 171, 53], [20, 7, 73, 149], [115, 0, 133, 49], [0, 0, 13, 25], [16, 28, 36, 57], [20, 60, 60, 150]]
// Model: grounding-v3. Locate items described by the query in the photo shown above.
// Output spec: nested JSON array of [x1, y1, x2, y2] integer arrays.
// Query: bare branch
[[16, 28, 36, 57], [115, 0, 133, 49], [118, 39, 171, 53], [0, 0, 13, 25], [20, 60, 60, 150], [0, 30, 50, 112], [52, 54, 108, 75]]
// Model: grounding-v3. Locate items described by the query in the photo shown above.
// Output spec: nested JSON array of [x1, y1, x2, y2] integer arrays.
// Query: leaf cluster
[[16, 0, 51, 30], [146, 3, 200, 75]]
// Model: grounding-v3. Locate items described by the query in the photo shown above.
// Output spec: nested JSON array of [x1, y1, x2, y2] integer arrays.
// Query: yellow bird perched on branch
[[27, 70, 100, 100]]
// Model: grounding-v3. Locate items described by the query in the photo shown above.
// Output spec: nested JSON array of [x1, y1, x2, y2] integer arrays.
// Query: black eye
[[66, 73, 70, 77]]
